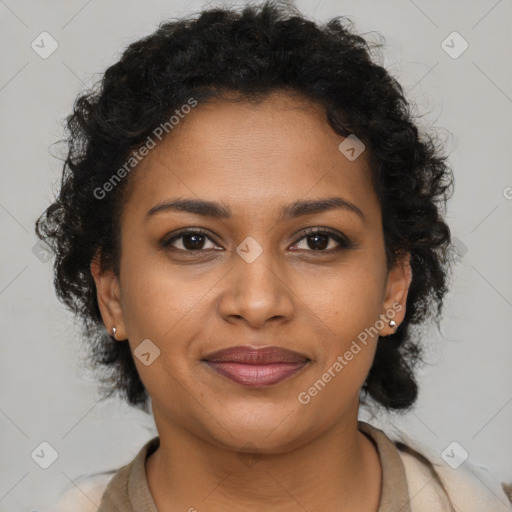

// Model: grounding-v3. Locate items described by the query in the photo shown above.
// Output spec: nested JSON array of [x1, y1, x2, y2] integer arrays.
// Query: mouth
[[202, 345, 310, 387]]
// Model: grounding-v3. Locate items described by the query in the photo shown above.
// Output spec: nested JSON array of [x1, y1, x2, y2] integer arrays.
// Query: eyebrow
[[145, 197, 366, 224]]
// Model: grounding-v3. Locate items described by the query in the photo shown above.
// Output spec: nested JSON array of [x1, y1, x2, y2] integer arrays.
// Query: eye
[[163, 228, 219, 252], [162, 227, 354, 254], [290, 227, 353, 253]]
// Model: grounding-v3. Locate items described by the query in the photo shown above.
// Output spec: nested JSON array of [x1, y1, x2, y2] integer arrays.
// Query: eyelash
[[162, 227, 354, 255]]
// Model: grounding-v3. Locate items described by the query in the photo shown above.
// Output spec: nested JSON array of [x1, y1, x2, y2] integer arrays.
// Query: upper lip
[[203, 345, 310, 364]]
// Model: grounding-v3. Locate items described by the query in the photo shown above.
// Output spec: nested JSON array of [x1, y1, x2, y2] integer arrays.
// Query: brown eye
[[291, 228, 353, 252], [163, 229, 218, 252], [162, 227, 354, 255]]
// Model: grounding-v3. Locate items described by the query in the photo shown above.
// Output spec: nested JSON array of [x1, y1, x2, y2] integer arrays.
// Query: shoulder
[[394, 437, 512, 512], [53, 471, 114, 512], [53, 436, 158, 511]]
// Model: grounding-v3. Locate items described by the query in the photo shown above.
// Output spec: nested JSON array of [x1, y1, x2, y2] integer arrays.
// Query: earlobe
[[90, 255, 127, 340], [381, 252, 413, 335]]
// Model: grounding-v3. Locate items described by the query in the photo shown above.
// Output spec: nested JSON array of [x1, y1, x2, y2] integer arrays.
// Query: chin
[[205, 412, 312, 453]]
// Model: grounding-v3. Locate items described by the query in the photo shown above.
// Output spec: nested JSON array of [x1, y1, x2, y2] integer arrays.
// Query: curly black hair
[[35, 0, 456, 416]]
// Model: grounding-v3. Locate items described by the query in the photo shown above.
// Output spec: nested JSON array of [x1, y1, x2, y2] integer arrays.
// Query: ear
[[90, 251, 127, 340], [379, 251, 413, 336]]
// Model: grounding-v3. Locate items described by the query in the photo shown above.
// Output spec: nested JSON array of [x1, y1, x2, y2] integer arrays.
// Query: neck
[[145, 407, 382, 512]]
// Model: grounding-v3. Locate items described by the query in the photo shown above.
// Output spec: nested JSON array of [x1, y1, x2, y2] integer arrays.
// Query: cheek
[[118, 259, 197, 405], [118, 247, 197, 340], [118, 251, 214, 393], [304, 262, 386, 336], [299, 281, 382, 414], [297, 257, 386, 389]]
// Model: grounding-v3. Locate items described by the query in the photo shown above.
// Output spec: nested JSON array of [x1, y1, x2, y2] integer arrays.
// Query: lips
[[202, 346, 310, 387]]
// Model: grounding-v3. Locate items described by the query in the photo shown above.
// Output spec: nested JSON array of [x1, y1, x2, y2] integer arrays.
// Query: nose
[[218, 245, 294, 329]]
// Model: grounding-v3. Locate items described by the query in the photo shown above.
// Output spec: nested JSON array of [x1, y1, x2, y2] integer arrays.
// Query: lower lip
[[204, 361, 309, 387]]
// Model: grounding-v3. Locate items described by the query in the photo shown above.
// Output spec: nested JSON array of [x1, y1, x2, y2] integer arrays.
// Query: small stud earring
[[112, 326, 117, 339]]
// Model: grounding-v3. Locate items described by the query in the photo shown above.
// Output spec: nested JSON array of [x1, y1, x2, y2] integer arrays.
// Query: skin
[[91, 90, 412, 512]]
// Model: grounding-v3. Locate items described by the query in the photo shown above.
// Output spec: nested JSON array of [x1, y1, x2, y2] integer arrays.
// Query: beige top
[[96, 420, 412, 511]]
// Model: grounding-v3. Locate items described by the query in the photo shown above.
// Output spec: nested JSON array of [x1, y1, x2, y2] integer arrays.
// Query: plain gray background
[[1, 0, 511, 510]]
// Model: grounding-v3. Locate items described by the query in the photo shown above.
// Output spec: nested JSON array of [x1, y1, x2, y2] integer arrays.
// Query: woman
[[37, 2, 511, 511]]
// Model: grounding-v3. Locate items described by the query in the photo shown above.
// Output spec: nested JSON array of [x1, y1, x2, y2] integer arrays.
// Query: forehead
[[121, 92, 380, 225]]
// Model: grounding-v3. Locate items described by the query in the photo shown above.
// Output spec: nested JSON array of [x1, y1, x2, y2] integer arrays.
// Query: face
[[92, 91, 411, 453]]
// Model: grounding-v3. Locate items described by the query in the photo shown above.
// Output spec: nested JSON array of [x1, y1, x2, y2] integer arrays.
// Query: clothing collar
[[98, 420, 411, 511]]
